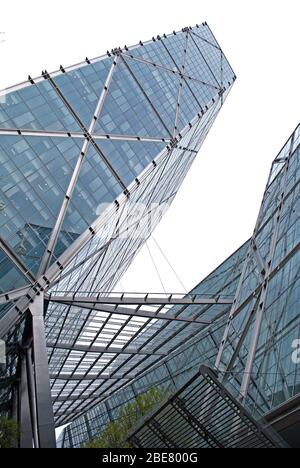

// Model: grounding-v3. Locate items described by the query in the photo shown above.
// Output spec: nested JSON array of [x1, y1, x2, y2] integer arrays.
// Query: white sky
[[1, 0, 299, 294]]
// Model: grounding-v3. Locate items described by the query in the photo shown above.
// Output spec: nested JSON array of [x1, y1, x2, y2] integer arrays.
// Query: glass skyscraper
[[60, 124, 300, 449], [0, 23, 235, 448]]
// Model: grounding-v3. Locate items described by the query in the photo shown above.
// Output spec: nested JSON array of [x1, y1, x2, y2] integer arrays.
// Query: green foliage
[[0, 418, 19, 449], [84, 387, 167, 448]]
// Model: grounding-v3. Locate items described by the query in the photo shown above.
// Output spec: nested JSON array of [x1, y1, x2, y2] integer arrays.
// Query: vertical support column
[[29, 294, 56, 448], [25, 347, 39, 448], [19, 354, 33, 448], [11, 384, 18, 422]]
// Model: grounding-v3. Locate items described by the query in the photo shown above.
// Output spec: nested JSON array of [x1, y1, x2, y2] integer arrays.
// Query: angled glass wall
[[60, 124, 300, 448], [217, 124, 300, 417], [0, 22, 235, 447]]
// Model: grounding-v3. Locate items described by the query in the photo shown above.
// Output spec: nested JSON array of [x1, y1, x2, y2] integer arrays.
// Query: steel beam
[[53, 394, 110, 403], [0, 237, 36, 285], [173, 32, 189, 137], [19, 355, 33, 448], [120, 55, 172, 138], [121, 51, 219, 91], [92, 133, 170, 143], [25, 347, 39, 448], [0, 127, 170, 144], [47, 342, 167, 356], [50, 373, 132, 382], [0, 128, 85, 139], [46, 301, 213, 325], [39, 90, 222, 293], [48, 294, 233, 306], [191, 30, 221, 51], [38, 56, 123, 276], [29, 295, 56, 448], [0, 286, 31, 305]]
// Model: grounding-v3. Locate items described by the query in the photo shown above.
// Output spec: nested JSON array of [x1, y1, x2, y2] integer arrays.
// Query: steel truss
[[0, 22, 235, 448], [128, 366, 286, 448], [45, 291, 233, 426]]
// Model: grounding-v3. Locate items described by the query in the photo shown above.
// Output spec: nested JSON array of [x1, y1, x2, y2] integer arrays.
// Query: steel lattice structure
[[60, 125, 299, 448], [0, 23, 236, 447], [128, 366, 286, 449], [216, 124, 300, 416], [59, 241, 249, 447]]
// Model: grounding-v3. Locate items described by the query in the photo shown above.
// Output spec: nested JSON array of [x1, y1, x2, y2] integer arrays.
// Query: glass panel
[[0, 302, 15, 321], [97, 139, 165, 186], [0, 248, 29, 293], [53, 58, 113, 128], [162, 32, 188, 69], [185, 34, 221, 87], [117, 57, 180, 136], [0, 135, 84, 273], [177, 80, 215, 131], [128, 36, 183, 70], [52, 143, 123, 262], [94, 59, 172, 138], [0, 81, 82, 132], [192, 24, 220, 48], [190, 32, 234, 86]]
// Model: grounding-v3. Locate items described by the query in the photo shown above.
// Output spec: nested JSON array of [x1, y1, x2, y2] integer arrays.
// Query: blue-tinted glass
[[52, 144, 123, 262], [185, 34, 221, 87], [162, 32, 188, 69], [0, 81, 82, 132], [0, 135, 84, 273], [128, 37, 183, 69], [97, 139, 165, 186], [120, 57, 180, 135], [53, 58, 113, 128], [94, 59, 171, 138], [193, 35, 224, 83], [190, 32, 234, 86], [0, 302, 15, 321], [177, 80, 214, 131], [191, 26, 219, 48], [0, 248, 29, 293]]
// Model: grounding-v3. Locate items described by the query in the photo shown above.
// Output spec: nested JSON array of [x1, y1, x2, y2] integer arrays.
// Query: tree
[[0, 418, 19, 449], [84, 387, 167, 448]]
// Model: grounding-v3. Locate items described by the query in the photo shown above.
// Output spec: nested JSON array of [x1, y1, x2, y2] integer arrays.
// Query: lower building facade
[[0, 23, 235, 448], [60, 123, 300, 448]]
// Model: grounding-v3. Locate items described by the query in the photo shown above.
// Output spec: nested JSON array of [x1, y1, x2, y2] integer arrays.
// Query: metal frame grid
[[59, 241, 249, 448], [216, 124, 300, 412], [47, 292, 234, 426], [128, 366, 286, 448], [0, 22, 235, 447], [61, 125, 300, 448]]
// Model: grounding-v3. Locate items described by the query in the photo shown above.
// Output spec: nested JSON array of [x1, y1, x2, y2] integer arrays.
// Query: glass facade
[[218, 125, 300, 417], [0, 22, 234, 307], [60, 124, 300, 448], [0, 22, 235, 448], [59, 242, 248, 447]]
